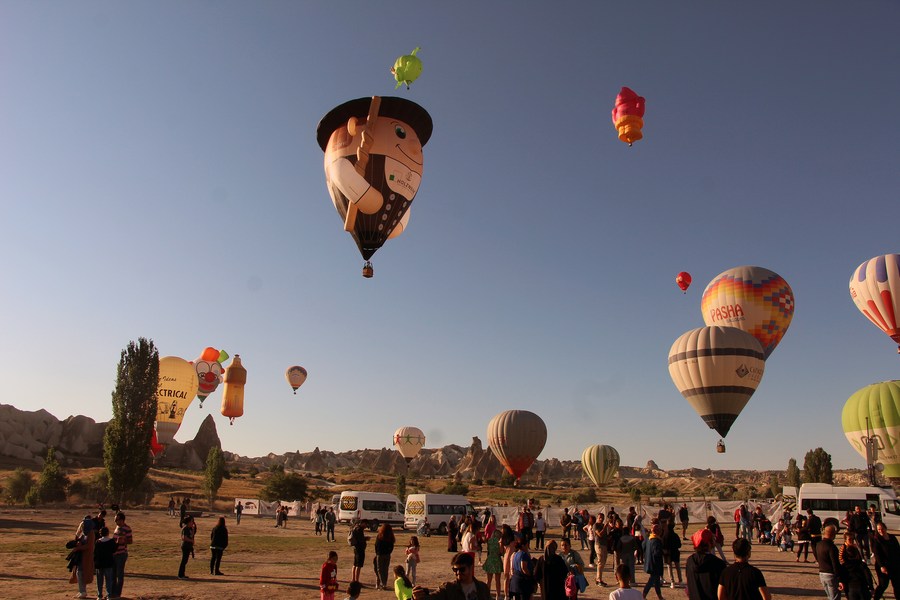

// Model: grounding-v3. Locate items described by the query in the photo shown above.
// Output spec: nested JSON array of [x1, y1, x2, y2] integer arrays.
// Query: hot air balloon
[[843, 381, 900, 478], [611, 87, 645, 146], [317, 96, 432, 277], [581, 444, 620, 487], [393, 426, 426, 464], [676, 272, 692, 293], [194, 347, 228, 408], [701, 266, 794, 359], [849, 254, 900, 353], [155, 356, 200, 445], [391, 47, 422, 89], [285, 366, 308, 394], [221, 354, 247, 425], [149, 428, 164, 457], [668, 326, 766, 445], [486, 410, 547, 482]]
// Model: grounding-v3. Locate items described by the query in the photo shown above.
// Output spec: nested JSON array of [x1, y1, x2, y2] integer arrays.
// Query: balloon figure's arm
[[327, 158, 383, 230]]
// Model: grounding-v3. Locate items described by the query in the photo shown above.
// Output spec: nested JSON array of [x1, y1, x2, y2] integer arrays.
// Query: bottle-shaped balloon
[[155, 356, 199, 445], [849, 254, 900, 353], [611, 87, 645, 146], [221, 354, 247, 425], [317, 96, 432, 276]]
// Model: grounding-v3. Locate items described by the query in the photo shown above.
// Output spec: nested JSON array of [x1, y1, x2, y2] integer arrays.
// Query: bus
[[783, 484, 900, 530], [337, 491, 404, 530]]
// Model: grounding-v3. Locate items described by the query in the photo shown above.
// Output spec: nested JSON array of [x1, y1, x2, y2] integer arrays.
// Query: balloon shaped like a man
[[317, 96, 433, 277]]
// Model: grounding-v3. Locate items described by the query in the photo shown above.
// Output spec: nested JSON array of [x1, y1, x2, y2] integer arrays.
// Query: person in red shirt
[[320, 550, 339, 600]]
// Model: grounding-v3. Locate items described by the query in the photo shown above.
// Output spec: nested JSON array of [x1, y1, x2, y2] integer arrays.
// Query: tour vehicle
[[404, 493, 477, 534], [337, 491, 404, 530], [783, 483, 900, 530]]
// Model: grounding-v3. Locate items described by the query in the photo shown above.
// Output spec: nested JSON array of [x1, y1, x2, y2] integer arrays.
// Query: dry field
[[0, 506, 857, 600]]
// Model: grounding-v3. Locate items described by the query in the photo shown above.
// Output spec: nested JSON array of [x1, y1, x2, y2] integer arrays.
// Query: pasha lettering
[[708, 304, 745, 322]]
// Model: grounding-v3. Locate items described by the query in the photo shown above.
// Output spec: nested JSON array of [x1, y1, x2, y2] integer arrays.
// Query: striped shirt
[[114, 523, 133, 555]]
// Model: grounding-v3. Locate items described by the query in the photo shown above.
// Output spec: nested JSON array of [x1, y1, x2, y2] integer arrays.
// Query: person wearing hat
[[685, 529, 726, 600]]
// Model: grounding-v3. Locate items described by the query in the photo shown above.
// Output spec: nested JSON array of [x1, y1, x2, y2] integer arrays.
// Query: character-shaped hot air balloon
[[221, 354, 247, 425], [581, 444, 620, 487], [285, 366, 308, 394], [487, 410, 547, 482], [611, 87, 645, 146], [842, 381, 900, 478], [393, 426, 426, 464], [317, 96, 433, 277], [155, 356, 200, 445], [391, 47, 422, 90], [849, 254, 900, 354], [668, 326, 765, 447], [701, 266, 794, 359], [194, 347, 228, 408], [676, 272, 692, 293]]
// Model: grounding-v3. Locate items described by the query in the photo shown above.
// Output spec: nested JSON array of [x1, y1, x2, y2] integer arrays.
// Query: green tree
[[786, 458, 801, 488], [766, 475, 779, 498], [103, 337, 160, 504], [4, 468, 34, 503], [803, 448, 834, 484], [396, 474, 407, 502], [203, 446, 226, 508], [35, 447, 69, 502], [260, 471, 309, 502]]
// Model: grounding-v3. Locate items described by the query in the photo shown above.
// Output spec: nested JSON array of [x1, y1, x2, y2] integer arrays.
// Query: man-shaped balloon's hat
[[316, 96, 433, 150]]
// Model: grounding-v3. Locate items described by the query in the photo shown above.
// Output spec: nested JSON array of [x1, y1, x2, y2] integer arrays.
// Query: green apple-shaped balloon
[[392, 47, 422, 90]]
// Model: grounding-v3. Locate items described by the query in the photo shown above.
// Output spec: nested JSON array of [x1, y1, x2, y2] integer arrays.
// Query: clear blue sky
[[2, 2, 899, 470]]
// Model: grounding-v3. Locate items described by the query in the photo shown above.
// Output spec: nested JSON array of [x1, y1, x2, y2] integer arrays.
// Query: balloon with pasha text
[[221, 354, 247, 425], [668, 326, 766, 440], [317, 96, 432, 277], [611, 87, 645, 146], [842, 381, 900, 478], [155, 356, 199, 445], [486, 410, 547, 481], [676, 272, 692, 293], [194, 347, 228, 408], [581, 444, 620, 487], [393, 426, 426, 464], [701, 266, 794, 359], [849, 254, 900, 353], [285, 366, 308, 394], [391, 47, 422, 90]]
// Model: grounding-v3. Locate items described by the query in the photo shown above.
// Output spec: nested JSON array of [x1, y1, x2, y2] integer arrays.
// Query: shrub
[[441, 482, 469, 496], [5, 468, 34, 504]]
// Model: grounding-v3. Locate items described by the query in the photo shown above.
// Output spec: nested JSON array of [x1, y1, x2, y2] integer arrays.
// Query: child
[[609, 563, 643, 600], [393, 564, 413, 600], [405, 535, 421, 585], [344, 580, 362, 600], [320, 551, 339, 600]]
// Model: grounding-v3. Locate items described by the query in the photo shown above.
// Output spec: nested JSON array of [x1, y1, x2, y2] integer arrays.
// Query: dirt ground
[[0, 507, 889, 599]]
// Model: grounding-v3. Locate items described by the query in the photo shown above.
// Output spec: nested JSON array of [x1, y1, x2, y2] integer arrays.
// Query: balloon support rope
[[229, 418, 235, 426]]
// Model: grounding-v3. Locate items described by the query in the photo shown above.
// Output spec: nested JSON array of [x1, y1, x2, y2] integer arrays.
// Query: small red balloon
[[676, 271, 692, 293]]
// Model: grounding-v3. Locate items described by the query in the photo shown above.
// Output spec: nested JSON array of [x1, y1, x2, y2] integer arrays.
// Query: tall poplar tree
[[203, 446, 226, 508], [104, 338, 159, 504]]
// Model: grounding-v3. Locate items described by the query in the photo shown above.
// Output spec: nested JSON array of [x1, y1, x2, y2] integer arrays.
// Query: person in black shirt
[[873, 521, 900, 600], [685, 529, 725, 600], [718, 538, 771, 600]]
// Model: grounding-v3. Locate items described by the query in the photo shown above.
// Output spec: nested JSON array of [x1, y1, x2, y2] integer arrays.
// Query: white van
[[783, 484, 900, 530], [338, 491, 404, 530], [404, 493, 476, 534]]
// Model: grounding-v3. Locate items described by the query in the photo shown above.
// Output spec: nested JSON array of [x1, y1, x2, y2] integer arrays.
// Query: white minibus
[[783, 484, 900, 530], [404, 493, 476, 534], [338, 491, 404, 530]]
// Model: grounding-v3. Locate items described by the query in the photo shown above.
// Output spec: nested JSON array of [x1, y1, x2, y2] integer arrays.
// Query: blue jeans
[[112, 553, 127, 596], [819, 572, 840, 600], [96, 567, 113, 599]]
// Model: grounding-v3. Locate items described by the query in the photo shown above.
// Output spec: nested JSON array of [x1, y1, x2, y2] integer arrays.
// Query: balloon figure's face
[[195, 359, 224, 396]]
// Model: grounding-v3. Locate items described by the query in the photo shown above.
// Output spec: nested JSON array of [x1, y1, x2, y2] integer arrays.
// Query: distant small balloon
[[486, 410, 547, 481], [393, 426, 426, 464], [676, 271, 692, 293], [391, 47, 422, 90], [581, 444, 620, 487], [611, 87, 645, 146], [285, 366, 308, 394]]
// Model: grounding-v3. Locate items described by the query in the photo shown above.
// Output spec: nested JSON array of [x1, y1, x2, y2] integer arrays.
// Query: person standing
[[209, 516, 228, 575], [111, 511, 132, 598], [179, 499, 188, 527], [718, 538, 771, 600], [94, 526, 116, 600], [168, 497, 176, 517], [840, 532, 874, 600], [705, 517, 727, 563], [374, 523, 396, 590], [610, 563, 643, 600], [808, 508, 823, 559], [349, 520, 369, 584], [816, 525, 844, 600], [320, 550, 339, 600], [662, 520, 683, 589], [560, 508, 573, 540], [535, 511, 547, 551], [642, 524, 665, 600], [483, 528, 504, 599], [326, 507, 337, 542], [510, 537, 535, 600], [178, 515, 195, 579], [406, 535, 421, 586], [69, 520, 91, 599], [873, 521, 900, 600], [535, 540, 568, 600], [795, 514, 811, 562], [684, 529, 725, 600], [235, 501, 243, 525], [852, 506, 873, 561], [679, 504, 690, 541]]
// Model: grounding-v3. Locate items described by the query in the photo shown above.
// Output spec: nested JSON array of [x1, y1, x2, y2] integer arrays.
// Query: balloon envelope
[[285, 366, 308, 393], [392, 47, 422, 89], [581, 444, 620, 487], [849, 254, 900, 349], [155, 356, 199, 445], [701, 266, 794, 358], [194, 347, 226, 406], [221, 355, 247, 423], [676, 271, 692, 293], [611, 87, 645, 145], [842, 381, 900, 478], [487, 410, 547, 480], [668, 326, 765, 438], [393, 426, 426, 462]]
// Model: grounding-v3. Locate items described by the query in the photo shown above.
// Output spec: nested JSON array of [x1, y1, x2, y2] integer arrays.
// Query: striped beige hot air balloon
[[581, 444, 620, 487], [487, 410, 547, 481], [668, 326, 765, 439]]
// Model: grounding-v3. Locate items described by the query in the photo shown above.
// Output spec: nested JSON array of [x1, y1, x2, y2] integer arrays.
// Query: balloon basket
[[229, 417, 235, 426], [362, 261, 374, 278], [716, 440, 726, 454]]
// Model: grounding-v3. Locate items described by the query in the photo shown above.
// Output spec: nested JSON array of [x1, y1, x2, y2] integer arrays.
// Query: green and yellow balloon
[[581, 444, 620, 487], [842, 381, 900, 478], [392, 47, 422, 89]]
